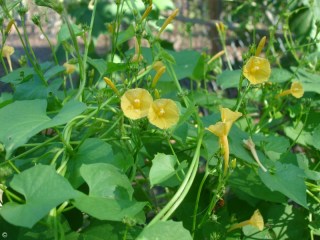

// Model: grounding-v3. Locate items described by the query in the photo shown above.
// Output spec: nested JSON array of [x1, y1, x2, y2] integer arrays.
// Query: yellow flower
[[243, 56, 271, 85], [121, 88, 153, 120], [2, 45, 14, 72], [148, 99, 179, 129], [277, 81, 304, 99], [63, 63, 76, 74], [206, 108, 242, 175], [228, 209, 264, 232]]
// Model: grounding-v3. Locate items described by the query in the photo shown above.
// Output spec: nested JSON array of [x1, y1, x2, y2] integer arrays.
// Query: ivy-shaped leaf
[[0, 99, 86, 158], [0, 165, 77, 228], [73, 163, 146, 223], [259, 162, 307, 209]]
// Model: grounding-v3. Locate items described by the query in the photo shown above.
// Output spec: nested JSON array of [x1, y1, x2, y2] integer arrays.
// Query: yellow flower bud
[[140, 5, 152, 22], [255, 36, 267, 56], [158, 8, 179, 37], [103, 77, 120, 96], [1, 45, 15, 72], [63, 63, 76, 74], [207, 50, 225, 65], [151, 66, 166, 88]]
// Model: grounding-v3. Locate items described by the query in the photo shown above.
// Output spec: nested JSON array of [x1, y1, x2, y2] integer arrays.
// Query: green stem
[[77, 0, 98, 99], [39, 24, 59, 65], [192, 169, 210, 237], [148, 130, 204, 226], [3, 135, 59, 163], [235, 82, 250, 111], [61, 10, 85, 100]]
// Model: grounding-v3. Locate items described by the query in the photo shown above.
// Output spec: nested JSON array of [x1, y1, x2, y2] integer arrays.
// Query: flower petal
[[148, 99, 179, 129], [121, 88, 153, 120], [220, 107, 242, 123], [290, 81, 304, 98], [243, 56, 271, 85]]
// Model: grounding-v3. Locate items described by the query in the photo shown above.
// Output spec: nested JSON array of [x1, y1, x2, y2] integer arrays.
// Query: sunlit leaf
[[136, 220, 192, 240]]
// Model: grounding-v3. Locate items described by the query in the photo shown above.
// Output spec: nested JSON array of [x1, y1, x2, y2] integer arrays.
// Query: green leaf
[[258, 162, 307, 208], [44, 65, 66, 80], [0, 66, 34, 85], [289, 7, 314, 40], [67, 138, 133, 188], [284, 122, 313, 147], [58, 23, 83, 43], [265, 204, 308, 240], [0, 99, 86, 158], [137, 48, 201, 81], [242, 225, 272, 239], [73, 163, 145, 222], [216, 70, 242, 89], [269, 68, 293, 83], [106, 62, 128, 74], [293, 68, 320, 94], [259, 135, 290, 161], [311, 124, 320, 150], [153, 0, 175, 10], [116, 25, 135, 47], [192, 53, 206, 81], [149, 153, 186, 187], [229, 167, 286, 203], [79, 220, 140, 240], [136, 220, 192, 240], [87, 57, 107, 76], [0, 165, 77, 228]]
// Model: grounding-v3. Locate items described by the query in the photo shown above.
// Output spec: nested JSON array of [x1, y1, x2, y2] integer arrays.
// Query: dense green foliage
[[0, 0, 320, 239]]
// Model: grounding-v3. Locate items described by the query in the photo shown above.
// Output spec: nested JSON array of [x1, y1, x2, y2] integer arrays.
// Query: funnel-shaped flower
[[228, 209, 264, 232], [63, 63, 76, 74], [2, 45, 14, 72], [277, 81, 304, 99], [148, 99, 179, 129], [121, 88, 153, 120], [243, 56, 271, 85], [207, 107, 242, 175]]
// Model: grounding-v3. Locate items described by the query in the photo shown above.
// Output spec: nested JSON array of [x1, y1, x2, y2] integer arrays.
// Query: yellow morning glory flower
[[207, 107, 242, 175], [277, 81, 304, 99], [148, 99, 179, 129], [228, 209, 264, 232], [243, 56, 271, 85], [121, 88, 153, 120]]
